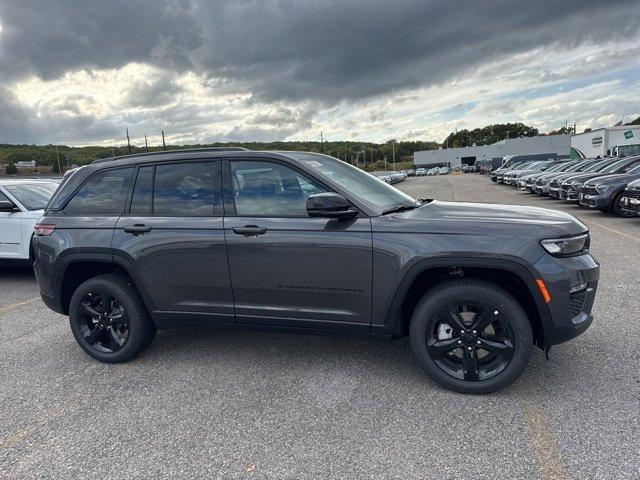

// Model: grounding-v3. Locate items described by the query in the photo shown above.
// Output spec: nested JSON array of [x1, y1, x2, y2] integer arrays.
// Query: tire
[[611, 191, 636, 217], [410, 279, 533, 394], [69, 274, 156, 363]]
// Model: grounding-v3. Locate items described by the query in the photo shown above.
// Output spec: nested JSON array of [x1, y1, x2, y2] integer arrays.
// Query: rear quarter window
[[64, 168, 133, 215]]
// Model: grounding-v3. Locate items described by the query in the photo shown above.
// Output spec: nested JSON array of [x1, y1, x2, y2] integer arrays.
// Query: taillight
[[34, 224, 56, 236]]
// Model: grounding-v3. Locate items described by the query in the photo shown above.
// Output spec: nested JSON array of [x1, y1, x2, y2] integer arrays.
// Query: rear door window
[[65, 168, 133, 215], [154, 162, 219, 216]]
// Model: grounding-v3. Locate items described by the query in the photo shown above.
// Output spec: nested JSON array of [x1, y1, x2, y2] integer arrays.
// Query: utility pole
[[145, 134, 149, 152], [54, 145, 62, 175], [161, 130, 166, 151], [126, 128, 131, 154], [320, 131, 324, 152], [362, 143, 366, 166], [371, 147, 374, 165], [384, 155, 387, 171], [112, 146, 115, 157]]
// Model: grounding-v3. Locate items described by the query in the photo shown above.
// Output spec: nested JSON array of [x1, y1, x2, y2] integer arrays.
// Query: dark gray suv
[[33, 149, 599, 393]]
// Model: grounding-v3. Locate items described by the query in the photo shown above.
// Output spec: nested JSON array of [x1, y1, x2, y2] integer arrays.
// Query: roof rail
[[91, 147, 250, 164]]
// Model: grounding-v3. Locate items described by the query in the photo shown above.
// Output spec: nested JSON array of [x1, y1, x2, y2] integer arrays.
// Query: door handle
[[232, 225, 267, 236], [123, 224, 152, 235]]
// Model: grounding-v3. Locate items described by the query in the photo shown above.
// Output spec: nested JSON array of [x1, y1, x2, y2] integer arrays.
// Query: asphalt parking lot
[[1, 174, 639, 479]]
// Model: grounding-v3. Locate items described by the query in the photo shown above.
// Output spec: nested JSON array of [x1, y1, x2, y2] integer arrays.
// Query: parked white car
[[415, 168, 427, 176], [0, 179, 59, 262]]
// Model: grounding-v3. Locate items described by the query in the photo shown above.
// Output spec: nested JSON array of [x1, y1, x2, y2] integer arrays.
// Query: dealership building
[[414, 135, 571, 169], [414, 125, 640, 168]]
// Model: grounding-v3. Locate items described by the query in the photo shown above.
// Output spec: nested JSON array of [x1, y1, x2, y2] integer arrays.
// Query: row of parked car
[[415, 166, 452, 176], [371, 170, 408, 184], [490, 156, 640, 217]]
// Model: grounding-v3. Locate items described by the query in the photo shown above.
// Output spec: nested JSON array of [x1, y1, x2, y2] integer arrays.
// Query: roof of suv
[[91, 147, 250, 164]]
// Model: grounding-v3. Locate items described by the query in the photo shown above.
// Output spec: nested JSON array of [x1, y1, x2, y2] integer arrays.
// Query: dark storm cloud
[[0, 0, 200, 81], [1, 0, 639, 104]]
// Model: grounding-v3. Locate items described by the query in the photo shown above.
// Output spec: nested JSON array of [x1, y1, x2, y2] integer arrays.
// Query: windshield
[[598, 158, 634, 174], [574, 161, 600, 172], [547, 162, 572, 173], [4, 182, 59, 210], [586, 159, 617, 172], [557, 162, 580, 171], [290, 153, 416, 213]]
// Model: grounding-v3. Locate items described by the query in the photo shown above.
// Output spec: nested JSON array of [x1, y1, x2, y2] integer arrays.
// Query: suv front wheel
[[69, 274, 156, 363], [410, 279, 533, 394]]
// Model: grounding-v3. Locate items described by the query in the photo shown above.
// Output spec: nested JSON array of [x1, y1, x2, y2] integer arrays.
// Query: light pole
[[392, 143, 396, 171]]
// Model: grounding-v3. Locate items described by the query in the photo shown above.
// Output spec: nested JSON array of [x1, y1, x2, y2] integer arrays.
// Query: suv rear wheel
[[410, 279, 533, 394], [69, 274, 156, 363]]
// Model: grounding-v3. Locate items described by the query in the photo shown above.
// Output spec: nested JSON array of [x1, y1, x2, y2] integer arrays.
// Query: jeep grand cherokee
[[33, 149, 599, 394]]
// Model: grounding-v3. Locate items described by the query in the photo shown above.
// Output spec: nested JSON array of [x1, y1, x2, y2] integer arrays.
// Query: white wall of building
[[414, 135, 571, 167]]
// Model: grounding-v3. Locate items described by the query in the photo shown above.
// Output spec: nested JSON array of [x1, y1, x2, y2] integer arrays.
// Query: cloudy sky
[[0, 0, 639, 147]]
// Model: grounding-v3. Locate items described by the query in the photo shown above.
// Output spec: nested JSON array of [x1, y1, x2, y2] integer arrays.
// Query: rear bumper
[[533, 252, 599, 346], [41, 292, 65, 315]]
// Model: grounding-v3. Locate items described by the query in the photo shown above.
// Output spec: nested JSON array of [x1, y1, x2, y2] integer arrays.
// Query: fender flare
[[53, 250, 156, 314], [377, 255, 552, 344]]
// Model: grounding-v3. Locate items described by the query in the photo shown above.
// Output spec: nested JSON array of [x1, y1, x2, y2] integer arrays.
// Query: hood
[[510, 169, 541, 177], [374, 200, 587, 238], [561, 172, 611, 185], [584, 172, 640, 187], [626, 178, 640, 189], [548, 172, 585, 183]]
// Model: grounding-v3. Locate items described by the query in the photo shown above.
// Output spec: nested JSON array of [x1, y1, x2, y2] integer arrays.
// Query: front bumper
[[563, 188, 580, 201], [578, 192, 609, 209], [621, 195, 640, 214], [549, 187, 561, 198], [533, 252, 599, 346]]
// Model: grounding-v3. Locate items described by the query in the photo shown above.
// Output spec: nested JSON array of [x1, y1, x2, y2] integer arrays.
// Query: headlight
[[595, 184, 609, 193], [540, 234, 589, 256]]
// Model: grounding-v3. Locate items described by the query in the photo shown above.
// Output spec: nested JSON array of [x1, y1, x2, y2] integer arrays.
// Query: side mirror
[[306, 192, 359, 219], [0, 200, 18, 212]]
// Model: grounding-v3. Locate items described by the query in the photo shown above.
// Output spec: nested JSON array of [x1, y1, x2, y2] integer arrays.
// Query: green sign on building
[[624, 130, 634, 139]]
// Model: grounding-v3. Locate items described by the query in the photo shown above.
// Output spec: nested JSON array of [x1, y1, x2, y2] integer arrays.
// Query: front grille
[[581, 186, 598, 196], [550, 179, 559, 187], [562, 183, 574, 193], [624, 189, 640, 200], [570, 291, 587, 317]]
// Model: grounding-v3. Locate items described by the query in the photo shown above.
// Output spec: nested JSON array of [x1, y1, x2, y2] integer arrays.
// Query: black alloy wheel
[[76, 291, 130, 353], [426, 301, 515, 381], [69, 274, 156, 363], [410, 279, 532, 394]]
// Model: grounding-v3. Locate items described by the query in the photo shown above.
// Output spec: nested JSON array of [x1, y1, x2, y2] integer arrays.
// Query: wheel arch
[[56, 254, 155, 316], [380, 257, 551, 349]]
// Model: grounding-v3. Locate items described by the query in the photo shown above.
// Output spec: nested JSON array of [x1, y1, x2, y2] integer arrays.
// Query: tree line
[[2, 118, 638, 172]]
